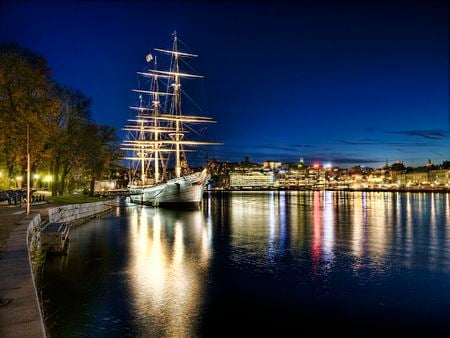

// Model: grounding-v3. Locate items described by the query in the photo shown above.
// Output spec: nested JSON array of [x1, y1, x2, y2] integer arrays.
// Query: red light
[[313, 164, 320, 169]]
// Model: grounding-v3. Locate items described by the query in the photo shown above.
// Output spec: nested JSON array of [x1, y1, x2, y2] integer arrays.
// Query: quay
[[208, 187, 450, 193], [0, 198, 116, 337], [0, 211, 44, 338]]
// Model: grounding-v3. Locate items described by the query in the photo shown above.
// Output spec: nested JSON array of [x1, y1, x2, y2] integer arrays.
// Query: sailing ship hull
[[128, 169, 209, 208]]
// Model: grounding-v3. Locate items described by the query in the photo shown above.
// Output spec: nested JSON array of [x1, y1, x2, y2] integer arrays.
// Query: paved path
[[0, 206, 26, 257], [0, 200, 113, 337], [0, 212, 45, 337]]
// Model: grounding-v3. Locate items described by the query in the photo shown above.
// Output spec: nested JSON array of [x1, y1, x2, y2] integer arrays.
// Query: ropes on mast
[[122, 32, 221, 184]]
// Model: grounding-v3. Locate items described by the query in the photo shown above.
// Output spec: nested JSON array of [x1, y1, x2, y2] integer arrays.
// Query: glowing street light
[[44, 175, 53, 190], [32, 174, 40, 190]]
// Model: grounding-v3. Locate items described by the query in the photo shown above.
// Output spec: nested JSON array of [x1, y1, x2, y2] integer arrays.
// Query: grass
[[46, 195, 108, 204]]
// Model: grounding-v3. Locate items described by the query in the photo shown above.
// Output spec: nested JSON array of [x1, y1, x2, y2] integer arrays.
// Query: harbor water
[[41, 191, 450, 336]]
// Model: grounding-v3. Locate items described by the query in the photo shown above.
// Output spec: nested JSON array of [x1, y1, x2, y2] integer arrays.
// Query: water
[[41, 191, 450, 336]]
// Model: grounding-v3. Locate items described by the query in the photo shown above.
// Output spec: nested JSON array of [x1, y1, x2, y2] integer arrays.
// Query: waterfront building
[[276, 170, 306, 188], [404, 168, 430, 186], [229, 171, 274, 189], [367, 170, 386, 187], [429, 169, 450, 185], [208, 159, 450, 191]]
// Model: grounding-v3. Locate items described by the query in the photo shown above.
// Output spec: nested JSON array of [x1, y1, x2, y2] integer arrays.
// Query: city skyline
[[1, 0, 448, 167]]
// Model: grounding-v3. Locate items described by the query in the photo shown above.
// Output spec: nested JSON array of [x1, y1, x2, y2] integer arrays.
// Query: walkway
[[0, 207, 45, 337]]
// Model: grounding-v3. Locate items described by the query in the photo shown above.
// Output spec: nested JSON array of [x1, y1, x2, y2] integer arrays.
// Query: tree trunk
[[59, 164, 70, 195], [67, 177, 75, 194], [51, 156, 60, 197], [89, 176, 95, 197], [7, 162, 13, 190]]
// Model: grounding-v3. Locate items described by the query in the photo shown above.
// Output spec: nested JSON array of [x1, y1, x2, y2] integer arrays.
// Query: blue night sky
[[1, 0, 448, 167]]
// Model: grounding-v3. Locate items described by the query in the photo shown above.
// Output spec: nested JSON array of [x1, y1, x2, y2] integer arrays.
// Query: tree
[[0, 42, 120, 195], [0, 42, 58, 186], [441, 161, 450, 169], [79, 124, 120, 196], [47, 85, 92, 195], [390, 162, 406, 171]]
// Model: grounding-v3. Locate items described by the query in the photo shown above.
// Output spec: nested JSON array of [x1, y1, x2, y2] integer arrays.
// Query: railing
[[0, 189, 46, 205]]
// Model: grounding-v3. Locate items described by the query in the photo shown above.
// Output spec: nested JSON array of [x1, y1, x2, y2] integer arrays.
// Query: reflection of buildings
[[124, 190, 446, 334], [128, 207, 211, 336], [227, 190, 445, 276]]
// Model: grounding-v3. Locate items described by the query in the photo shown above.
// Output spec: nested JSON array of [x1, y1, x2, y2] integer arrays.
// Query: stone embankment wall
[[27, 213, 44, 272], [47, 201, 114, 224]]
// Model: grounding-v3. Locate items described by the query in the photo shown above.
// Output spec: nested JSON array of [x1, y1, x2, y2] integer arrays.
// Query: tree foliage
[[0, 42, 120, 194], [0, 42, 59, 180]]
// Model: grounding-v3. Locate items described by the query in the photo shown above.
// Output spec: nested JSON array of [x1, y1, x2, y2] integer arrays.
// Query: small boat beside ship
[[121, 32, 221, 207]]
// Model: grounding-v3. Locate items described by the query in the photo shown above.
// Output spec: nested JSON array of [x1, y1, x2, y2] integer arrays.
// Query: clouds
[[217, 141, 385, 165], [335, 139, 445, 147], [387, 129, 448, 140], [315, 157, 382, 164]]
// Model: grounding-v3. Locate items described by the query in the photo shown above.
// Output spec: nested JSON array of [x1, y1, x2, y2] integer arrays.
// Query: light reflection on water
[[128, 207, 211, 337], [42, 191, 450, 336]]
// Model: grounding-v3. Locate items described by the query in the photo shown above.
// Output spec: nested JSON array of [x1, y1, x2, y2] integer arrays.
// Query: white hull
[[128, 169, 209, 207]]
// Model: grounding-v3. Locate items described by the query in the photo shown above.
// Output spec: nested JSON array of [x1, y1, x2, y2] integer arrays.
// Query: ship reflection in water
[[42, 191, 450, 336], [128, 207, 211, 337]]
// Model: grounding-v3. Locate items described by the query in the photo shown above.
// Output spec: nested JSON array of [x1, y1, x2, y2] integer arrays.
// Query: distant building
[[208, 159, 450, 191], [405, 168, 430, 185], [263, 161, 282, 170], [429, 169, 449, 185], [95, 180, 118, 192], [229, 171, 274, 189]]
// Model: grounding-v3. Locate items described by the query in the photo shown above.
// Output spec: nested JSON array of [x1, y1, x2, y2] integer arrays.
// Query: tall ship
[[121, 33, 220, 207]]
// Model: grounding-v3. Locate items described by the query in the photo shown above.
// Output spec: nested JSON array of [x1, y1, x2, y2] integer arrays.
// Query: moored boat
[[121, 32, 221, 208]]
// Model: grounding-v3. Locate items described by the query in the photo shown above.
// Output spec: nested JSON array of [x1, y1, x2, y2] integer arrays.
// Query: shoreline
[[207, 188, 450, 193], [0, 200, 116, 338], [0, 213, 45, 338]]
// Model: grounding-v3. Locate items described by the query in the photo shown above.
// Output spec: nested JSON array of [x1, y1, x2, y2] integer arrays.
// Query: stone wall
[[26, 213, 43, 272], [47, 201, 113, 224]]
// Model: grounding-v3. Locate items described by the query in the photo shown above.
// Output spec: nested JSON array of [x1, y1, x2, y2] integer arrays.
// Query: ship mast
[[121, 32, 222, 187], [172, 32, 182, 178], [152, 57, 161, 183], [138, 94, 145, 184]]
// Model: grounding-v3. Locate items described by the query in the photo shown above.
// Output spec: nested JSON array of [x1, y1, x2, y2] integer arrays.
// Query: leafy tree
[[0, 42, 58, 186], [441, 161, 450, 169], [390, 162, 406, 171], [78, 124, 120, 196], [0, 42, 120, 194], [47, 85, 91, 195]]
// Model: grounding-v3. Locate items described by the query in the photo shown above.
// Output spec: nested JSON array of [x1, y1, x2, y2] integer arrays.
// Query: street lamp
[[44, 175, 53, 190], [16, 176, 23, 189], [33, 174, 40, 189]]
